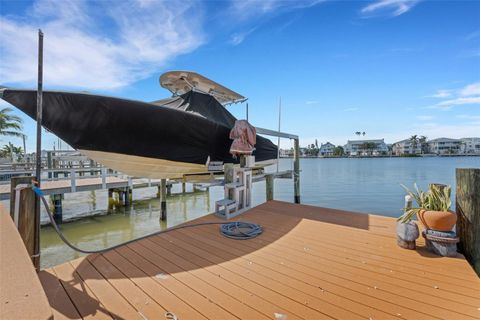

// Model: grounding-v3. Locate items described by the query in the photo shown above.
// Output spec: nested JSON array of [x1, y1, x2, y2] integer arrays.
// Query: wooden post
[[166, 183, 172, 196], [90, 159, 95, 176], [47, 151, 52, 179], [456, 168, 480, 275], [266, 174, 274, 201], [429, 183, 450, 196], [182, 176, 186, 193], [160, 178, 167, 221], [101, 167, 107, 189], [10, 180, 36, 264], [108, 189, 114, 210], [224, 163, 235, 199], [293, 138, 301, 204], [10, 176, 33, 220], [52, 194, 63, 224], [70, 169, 76, 192]]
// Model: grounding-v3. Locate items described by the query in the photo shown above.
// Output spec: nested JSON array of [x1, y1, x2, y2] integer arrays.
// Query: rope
[[32, 186, 262, 254]]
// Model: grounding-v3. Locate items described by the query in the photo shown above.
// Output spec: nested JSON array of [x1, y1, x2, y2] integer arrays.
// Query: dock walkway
[[37, 201, 480, 319]]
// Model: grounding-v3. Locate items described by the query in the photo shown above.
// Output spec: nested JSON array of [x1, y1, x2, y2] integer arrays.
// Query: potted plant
[[396, 194, 420, 249], [399, 183, 456, 232]]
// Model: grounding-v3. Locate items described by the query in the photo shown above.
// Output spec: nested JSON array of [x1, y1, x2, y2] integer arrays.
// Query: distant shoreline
[[280, 154, 480, 159]]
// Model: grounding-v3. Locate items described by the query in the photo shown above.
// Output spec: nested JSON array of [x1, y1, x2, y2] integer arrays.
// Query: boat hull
[[1, 89, 278, 178]]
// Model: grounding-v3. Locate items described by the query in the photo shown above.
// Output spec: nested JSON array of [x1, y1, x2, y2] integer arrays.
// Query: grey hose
[[33, 186, 262, 254]]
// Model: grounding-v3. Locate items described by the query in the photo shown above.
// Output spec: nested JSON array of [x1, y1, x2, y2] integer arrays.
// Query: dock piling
[[293, 138, 301, 204], [266, 173, 274, 201], [456, 168, 480, 275], [9, 177, 36, 265], [160, 178, 167, 221], [51, 194, 63, 224]]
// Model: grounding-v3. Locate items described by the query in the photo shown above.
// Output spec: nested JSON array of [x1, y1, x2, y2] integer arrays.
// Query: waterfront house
[[279, 148, 294, 157], [392, 139, 422, 156], [344, 139, 388, 156], [460, 137, 480, 154], [319, 142, 335, 156], [427, 138, 461, 155]]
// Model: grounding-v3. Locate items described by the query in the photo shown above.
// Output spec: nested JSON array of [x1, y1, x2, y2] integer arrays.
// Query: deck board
[[40, 201, 480, 320]]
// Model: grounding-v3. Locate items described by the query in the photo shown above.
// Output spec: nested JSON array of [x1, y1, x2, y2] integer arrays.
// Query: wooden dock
[[35, 201, 480, 320]]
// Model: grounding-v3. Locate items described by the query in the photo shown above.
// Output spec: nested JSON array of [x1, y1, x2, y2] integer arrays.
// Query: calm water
[[5, 156, 476, 269]]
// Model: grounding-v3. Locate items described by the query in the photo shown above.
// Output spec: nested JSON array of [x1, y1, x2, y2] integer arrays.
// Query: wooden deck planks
[[39, 200, 480, 320], [0, 205, 53, 320]]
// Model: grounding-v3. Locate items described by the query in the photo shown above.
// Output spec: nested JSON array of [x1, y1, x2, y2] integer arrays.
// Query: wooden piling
[[160, 178, 167, 221], [293, 138, 301, 204], [224, 163, 234, 199], [456, 168, 480, 275], [266, 174, 274, 201], [9, 178, 36, 263], [51, 194, 63, 224], [46, 151, 52, 179], [182, 176, 186, 193], [10, 176, 33, 220]]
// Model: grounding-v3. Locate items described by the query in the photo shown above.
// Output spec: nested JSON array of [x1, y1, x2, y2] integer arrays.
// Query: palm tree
[[1, 142, 23, 161], [355, 131, 361, 136], [362, 131, 366, 136], [419, 136, 428, 154], [0, 107, 23, 138], [410, 135, 419, 154]]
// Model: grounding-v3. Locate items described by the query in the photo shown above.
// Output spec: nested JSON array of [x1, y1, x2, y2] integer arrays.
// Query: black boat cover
[[1, 89, 277, 165]]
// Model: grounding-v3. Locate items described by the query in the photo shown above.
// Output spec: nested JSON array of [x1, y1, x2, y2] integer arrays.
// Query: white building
[[427, 138, 461, 155], [392, 139, 422, 156], [319, 142, 335, 156], [460, 137, 480, 154], [344, 139, 388, 156]]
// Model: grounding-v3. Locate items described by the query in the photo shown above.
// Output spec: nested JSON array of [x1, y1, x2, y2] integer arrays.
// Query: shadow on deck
[[38, 201, 480, 320]]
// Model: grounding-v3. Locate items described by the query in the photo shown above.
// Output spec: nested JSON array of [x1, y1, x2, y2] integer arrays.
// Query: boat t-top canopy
[[159, 71, 246, 105]]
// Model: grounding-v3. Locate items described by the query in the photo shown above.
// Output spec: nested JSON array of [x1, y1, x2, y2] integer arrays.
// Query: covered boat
[[0, 71, 278, 178]]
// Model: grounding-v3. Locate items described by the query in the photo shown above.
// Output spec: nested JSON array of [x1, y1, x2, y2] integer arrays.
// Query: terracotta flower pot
[[417, 209, 457, 231]]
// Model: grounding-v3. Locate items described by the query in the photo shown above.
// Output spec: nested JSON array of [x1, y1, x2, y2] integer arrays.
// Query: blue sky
[[1, 0, 479, 152]]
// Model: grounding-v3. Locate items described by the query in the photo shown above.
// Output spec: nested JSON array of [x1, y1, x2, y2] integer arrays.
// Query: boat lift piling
[[255, 126, 300, 204], [160, 178, 167, 221]]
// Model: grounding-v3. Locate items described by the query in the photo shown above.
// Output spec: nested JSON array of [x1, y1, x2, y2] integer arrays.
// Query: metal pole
[[246, 102, 249, 122], [33, 29, 43, 271], [277, 97, 281, 173]]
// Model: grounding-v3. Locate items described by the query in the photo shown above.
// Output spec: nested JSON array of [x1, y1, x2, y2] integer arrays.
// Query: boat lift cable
[[32, 186, 262, 255]]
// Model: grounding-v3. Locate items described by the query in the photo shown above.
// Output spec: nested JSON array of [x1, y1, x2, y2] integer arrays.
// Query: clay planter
[[417, 209, 457, 231]]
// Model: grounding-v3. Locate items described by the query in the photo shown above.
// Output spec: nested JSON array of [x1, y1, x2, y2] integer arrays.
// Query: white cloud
[[230, 0, 324, 21], [428, 89, 452, 99], [360, 0, 419, 18], [460, 82, 480, 97], [343, 107, 359, 112], [226, 0, 324, 45], [0, 0, 204, 90], [229, 27, 257, 46], [429, 97, 480, 110], [426, 82, 480, 110], [416, 115, 433, 121]]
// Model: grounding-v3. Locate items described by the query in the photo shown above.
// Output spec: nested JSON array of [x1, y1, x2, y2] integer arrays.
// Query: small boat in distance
[[0, 71, 278, 178]]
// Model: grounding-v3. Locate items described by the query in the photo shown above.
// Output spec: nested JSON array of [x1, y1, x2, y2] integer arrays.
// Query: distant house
[[427, 138, 461, 155], [279, 148, 293, 157], [460, 137, 480, 154], [392, 139, 422, 156], [319, 142, 335, 156], [344, 139, 388, 156]]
